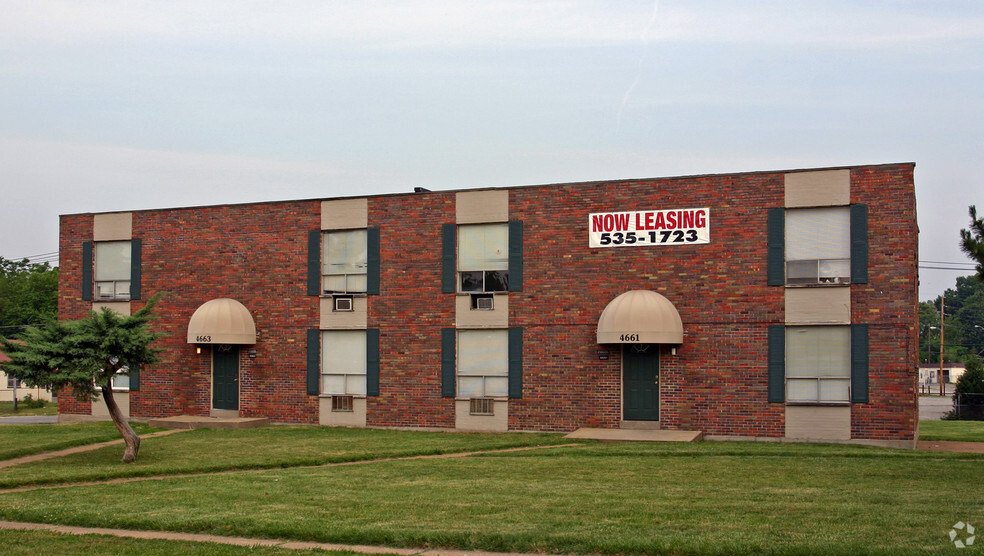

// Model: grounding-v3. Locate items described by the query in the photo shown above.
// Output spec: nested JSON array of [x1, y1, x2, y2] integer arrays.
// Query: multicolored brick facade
[[57, 163, 919, 447]]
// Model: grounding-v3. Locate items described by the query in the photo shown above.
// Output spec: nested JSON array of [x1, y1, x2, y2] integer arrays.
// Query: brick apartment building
[[57, 163, 919, 447]]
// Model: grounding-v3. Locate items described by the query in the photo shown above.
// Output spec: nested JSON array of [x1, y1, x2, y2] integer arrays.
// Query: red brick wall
[[57, 214, 93, 415], [508, 171, 787, 435], [850, 164, 919, 440], [133, 202, 322, 422], [367, 192, 456, 428], [59, 202, 322, 422], [56, 163, 918, 441]]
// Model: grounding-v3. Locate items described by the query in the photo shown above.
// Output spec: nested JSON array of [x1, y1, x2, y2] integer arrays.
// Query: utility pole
[[939, 297, 945, 396]]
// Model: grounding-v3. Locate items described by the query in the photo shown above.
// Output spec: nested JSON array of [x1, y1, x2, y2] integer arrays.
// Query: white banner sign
[[589, 208, 710, 248]]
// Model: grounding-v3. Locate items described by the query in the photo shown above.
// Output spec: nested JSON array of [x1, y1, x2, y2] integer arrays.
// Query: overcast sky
[[1, 1, 981, 301]]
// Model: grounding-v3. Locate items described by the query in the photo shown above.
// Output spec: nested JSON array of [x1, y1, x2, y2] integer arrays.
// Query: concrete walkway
[[0, 520, 559, 556], [917, 440, 984, 453], [0, 415, 57, 425], [565, 427, 702, 442], [147, 415, 271, 429], [0, 429, 187, 469]]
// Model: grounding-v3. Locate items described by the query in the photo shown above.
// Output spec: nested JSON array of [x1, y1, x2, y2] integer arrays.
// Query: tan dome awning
[[187, 298, 257, 345], [597, 290, 683, 344]]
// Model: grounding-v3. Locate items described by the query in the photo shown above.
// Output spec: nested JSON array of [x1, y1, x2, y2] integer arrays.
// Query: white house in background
[[0, 348, 54, 403]]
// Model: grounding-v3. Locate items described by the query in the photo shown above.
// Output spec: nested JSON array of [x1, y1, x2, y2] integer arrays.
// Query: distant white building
[[919, 364, 966, 387], [0, 348, 54, 403]]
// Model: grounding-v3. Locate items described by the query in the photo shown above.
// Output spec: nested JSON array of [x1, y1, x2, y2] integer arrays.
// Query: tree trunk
[[101, 385, 140, 463]]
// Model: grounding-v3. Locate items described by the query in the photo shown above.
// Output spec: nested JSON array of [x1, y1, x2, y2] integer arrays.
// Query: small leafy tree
[[955, 356, 984, 395], [953, 356, 984, 420], [961, 205, 984, 281], [0, 294, 163, 462]]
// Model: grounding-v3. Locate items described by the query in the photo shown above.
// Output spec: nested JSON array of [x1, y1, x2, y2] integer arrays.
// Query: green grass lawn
[[0, 425, 982, 555], [0, 425, 568, 488], [0, 400, 58, 417], [919, 419, 984, 442], [0, 422, 159, 461]]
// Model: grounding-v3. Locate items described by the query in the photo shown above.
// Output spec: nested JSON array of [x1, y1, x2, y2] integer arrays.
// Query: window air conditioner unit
[[334, 297, 354, 312], [474, 295, 494, 310]]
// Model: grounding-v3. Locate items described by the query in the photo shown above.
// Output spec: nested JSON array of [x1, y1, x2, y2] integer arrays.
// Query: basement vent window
[[332, 395, 354, 412], [469, 397, 495, 416]]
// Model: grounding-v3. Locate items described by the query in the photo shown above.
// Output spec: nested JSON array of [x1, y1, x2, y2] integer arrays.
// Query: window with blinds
[[321, 330, 367, 396], [458, 224, 509, 292], [322, 229, 368, 294], [457, 329, 509, 398], [785, 326, 851, 403], [111, 370, 130, 392], [785, 207, 850, 285], [94, 241, 132, 300]]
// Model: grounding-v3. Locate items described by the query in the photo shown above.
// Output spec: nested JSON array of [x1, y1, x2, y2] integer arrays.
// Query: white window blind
[[785, 207, 850, 284], [457, 329, 509, 398], [322, 230, 368, 293], [786, 326, 850, 403], [458, 224, 509, 292], [321, 330, 367, 395], [458, 224, 508, 271], [94, 241, 131, 299], [112, 372, 130, 391]]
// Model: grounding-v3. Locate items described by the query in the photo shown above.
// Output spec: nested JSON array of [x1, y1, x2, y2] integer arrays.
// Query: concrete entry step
[[565, 428, 703, 442], [147, 415, 271, 430]]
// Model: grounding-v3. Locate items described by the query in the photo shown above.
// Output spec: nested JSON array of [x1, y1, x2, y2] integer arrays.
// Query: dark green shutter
[[367, 227, 380, 295], [366, 328, 380, 396], [129, 238, 142, 300], [851, 324, 869, 403], [441, 328, 456, 397], [307, 230, 321, 296], [768, 325, 785, 403], [767, 208, 785, 286], [851, 204, 869, 284], [442, 224, 456, 293], [508, 220, 523, 292], [129, 366, 140, 391], [306, 329, 320, 395], [508, 327, 523, 399], [81, 241, 93, 301]]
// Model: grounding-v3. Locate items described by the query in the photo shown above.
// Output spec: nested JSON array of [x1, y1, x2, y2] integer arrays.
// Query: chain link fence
[[951, 393, 984, 420]]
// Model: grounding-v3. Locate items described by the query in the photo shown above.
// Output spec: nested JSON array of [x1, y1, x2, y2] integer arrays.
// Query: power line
[[2, 251, 59, 266], [921, 260, 976, 266], [919, 265, 978, 271]]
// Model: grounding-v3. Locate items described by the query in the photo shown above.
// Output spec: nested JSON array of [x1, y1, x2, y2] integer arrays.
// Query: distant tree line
[[920, 275, 984, 364], [0, 257, 59, 339], [923, 205, 984, 365]]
